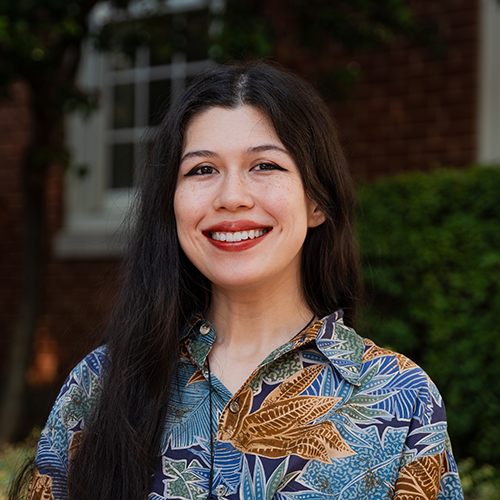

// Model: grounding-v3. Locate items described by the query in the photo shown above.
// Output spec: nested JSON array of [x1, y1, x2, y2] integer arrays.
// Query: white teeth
[[210, 229, 269, 242]]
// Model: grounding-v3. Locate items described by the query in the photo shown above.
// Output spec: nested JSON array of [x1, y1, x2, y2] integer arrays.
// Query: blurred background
[[1, 0, 499, 497]]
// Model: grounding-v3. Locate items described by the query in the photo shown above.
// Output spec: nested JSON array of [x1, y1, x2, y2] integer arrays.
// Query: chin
[[208, 276, 263, 291]]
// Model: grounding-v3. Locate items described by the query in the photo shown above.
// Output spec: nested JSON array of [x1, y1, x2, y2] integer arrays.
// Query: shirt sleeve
[[29, 347, 107, 500], [393, 377, 464, 500]]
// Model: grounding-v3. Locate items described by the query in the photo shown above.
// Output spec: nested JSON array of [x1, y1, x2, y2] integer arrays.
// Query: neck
[[204, 274, 315, 395], [206, 277, 314, 355]]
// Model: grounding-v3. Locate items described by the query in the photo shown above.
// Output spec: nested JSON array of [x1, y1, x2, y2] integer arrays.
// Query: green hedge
[[356, 167, 500, 465]]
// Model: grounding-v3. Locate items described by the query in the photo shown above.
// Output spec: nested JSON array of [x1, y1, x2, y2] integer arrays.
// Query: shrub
[[357, 167, 500, 465], [0, 430, 38, 500], [459, 459, 500, 500]]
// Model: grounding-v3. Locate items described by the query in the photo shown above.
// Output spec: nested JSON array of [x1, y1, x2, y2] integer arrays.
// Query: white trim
[[478, 0, 500, 164], [91, 0, 209, 29]]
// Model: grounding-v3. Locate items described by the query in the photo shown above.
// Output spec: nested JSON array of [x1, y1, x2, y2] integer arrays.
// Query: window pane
[[113, 84, 135, 129], [150, 40, 174, 66], [146, 9, 210, 66], [149, 79, 172, 126], [99, 20, 138, 69], [111, 143, 135, 188], [113, 49, 135, 70], [183, 9, 210, 62], [148, 16, 175, 66], [134, 141, 151, 183]]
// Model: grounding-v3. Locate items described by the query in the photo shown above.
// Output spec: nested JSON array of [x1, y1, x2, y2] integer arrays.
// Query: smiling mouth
[[209, 228, 270, 242]]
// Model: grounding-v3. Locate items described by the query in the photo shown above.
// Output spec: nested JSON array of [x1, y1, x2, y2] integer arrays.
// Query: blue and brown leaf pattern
[[31, 313, 463, 499], [162, 457, 207, 499], [218, 365, 354, 463]]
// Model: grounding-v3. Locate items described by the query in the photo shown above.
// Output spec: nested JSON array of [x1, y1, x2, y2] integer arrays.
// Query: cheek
[[261, 180, 309, 221], [174, 186, 201, 230], [174, 190, 195, 244]]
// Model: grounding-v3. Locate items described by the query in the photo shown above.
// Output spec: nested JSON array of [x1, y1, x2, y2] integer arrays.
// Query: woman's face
[[174, 105, 325, 293]]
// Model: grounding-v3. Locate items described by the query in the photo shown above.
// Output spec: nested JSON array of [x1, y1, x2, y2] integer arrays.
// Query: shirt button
[[214, 485, 227, 497], [199, 323, 210, 335], [229, 400, 240, 413]]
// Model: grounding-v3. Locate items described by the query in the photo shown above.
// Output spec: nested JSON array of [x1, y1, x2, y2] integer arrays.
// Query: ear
[[308, 204, 326, 228]]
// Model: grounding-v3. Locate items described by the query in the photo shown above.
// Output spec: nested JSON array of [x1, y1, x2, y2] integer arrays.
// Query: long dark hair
[[68, 62, 362, 500]]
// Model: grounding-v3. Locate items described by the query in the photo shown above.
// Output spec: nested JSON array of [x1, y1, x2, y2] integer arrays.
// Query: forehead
[[183, 105, 283, 153]]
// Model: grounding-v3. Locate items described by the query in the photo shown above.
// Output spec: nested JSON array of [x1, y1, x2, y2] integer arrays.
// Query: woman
[[27, 63, 463, 500]]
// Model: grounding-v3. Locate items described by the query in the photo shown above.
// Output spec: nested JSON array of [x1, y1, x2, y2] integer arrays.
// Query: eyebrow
[[180, 150, 219, 163], [180, 144, 290, 164], [245, 144, 289, 156]]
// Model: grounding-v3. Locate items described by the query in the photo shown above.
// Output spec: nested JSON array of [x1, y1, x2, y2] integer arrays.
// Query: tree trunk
[[0, 85, 49, 444], [0, 2, 101, 445]]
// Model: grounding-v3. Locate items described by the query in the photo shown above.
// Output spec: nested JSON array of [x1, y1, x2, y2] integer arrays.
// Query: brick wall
[[336, 0, 479, 178], [0, 82, 121, 432], [0, 82, 30, 379], [272, 0, 480, 178]]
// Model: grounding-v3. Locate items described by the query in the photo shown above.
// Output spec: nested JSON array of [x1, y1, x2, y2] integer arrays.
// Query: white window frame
[[56, 0, 219, 258], [477, 0, 500, 165]]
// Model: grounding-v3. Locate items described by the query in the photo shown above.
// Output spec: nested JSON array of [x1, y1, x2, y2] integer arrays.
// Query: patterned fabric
[[32, 311, 464, 499]]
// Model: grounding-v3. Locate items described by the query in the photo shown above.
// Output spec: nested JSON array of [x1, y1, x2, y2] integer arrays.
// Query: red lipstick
[[205, 220, 270, 232], [203, 220, 271, 252]]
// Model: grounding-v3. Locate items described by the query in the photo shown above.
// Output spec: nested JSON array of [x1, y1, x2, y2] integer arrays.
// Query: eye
[[185, 165, 218, 176], [252, 162, 286, 172]]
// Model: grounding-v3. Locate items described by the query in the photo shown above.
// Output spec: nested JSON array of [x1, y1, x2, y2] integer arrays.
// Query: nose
[[213, 171, 254, 211]]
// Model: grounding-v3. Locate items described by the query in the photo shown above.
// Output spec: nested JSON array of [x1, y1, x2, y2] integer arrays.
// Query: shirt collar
[[314, 311, 364, 386], [182, 310, 364, 387]]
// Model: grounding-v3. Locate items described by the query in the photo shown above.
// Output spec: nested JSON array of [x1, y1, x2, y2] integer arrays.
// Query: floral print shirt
[[31, 311, 463, 499]]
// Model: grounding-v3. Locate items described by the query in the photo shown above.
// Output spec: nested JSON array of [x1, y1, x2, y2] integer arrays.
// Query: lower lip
[[205, 231, 270, 252]]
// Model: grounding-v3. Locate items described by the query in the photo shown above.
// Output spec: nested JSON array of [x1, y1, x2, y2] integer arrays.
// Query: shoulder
[[318, 317, 435, 395], [324, 323, 446, 426], [51, 346, 108, 419], [361, 337, 444, 413], [34, 347, 108, 491], [362, 337, 425, 376], [37, 347, 108, 457], [317, 319, 463, 497], [357, 339, 450, 462], [359, 340, 464, 498]]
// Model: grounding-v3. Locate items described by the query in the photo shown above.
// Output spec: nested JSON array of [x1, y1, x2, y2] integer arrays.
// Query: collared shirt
[[32, 311, 463, 499]]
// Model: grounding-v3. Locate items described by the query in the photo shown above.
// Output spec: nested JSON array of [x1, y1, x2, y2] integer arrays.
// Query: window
[[56, 0, 218, 258]]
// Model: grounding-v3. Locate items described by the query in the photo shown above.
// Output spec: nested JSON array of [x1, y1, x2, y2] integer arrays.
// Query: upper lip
[[204, 220, 271, 233]]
